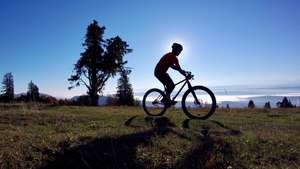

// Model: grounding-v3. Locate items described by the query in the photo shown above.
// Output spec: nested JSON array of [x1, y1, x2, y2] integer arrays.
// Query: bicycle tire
[[182, 86, 216, 119], [142, 88, 167, 116]]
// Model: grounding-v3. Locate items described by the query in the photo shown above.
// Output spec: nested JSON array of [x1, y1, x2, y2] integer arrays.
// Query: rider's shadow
[[124, 115, 191, 140], [42, 116, 242, 169], [125, 116, 243, 169], [41, 116, 187, 169]]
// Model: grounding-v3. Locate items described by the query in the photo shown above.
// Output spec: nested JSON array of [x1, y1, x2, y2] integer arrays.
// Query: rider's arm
[[171, 60, 186, 75], [170, 64, 181, 71]]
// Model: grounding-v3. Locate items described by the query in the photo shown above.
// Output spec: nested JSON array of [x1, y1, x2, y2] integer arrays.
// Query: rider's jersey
[[155, 52, 179, 73]]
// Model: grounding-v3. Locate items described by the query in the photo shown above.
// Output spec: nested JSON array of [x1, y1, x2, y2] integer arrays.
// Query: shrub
[[264, 101, 271, 109], [248, 100, 255, 109], [277, 97, 295, 108]]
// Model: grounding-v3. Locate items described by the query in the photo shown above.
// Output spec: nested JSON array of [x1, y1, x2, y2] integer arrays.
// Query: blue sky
[[0, 0, 299, 98]]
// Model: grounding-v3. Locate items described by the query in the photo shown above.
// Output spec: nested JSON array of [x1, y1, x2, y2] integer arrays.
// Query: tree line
[[0, 73, 42, 103], [0, 70, 136, 106]]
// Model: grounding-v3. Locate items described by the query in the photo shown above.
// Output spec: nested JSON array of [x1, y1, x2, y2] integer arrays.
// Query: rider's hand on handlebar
[[180, 70, 193, 79], [184, 71, 193, 79]]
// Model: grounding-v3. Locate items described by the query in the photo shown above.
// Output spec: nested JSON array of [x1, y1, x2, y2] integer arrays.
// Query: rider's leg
[[163, 73, 175, 100], [155, 72, 176, 106]]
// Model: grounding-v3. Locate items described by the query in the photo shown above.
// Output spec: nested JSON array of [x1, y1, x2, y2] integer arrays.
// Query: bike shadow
[[125, 116, 244, 168], [41, 116, 183, 169], [182, 118, 242, 137], [177, 118, 244, 169], [41, 116, 243, 169]]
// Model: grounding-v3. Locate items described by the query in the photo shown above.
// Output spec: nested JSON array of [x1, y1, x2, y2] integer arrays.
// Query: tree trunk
[[89, 65, 99, 106], [90, 93, 99, 106]]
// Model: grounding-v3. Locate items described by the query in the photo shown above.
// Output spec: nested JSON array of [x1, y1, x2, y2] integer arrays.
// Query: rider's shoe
[[162, 98, 177, 108], [165, 102, 171, 108], [161, 97, 168, 104]]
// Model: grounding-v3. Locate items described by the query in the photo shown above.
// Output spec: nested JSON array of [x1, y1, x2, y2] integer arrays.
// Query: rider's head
[[171, 43, 183, 56]]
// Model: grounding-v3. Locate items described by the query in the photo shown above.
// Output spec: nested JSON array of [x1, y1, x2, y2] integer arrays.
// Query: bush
[[106, 95, 118, 106], [39, 95, 58, 105], [264, 101, 271, 109], [276, 97, 295, 108], [75, 95, 92, 106], [248, 100, 255, 109]]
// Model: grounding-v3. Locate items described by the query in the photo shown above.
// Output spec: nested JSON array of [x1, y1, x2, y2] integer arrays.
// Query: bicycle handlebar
[[185, 71, 194, 80]]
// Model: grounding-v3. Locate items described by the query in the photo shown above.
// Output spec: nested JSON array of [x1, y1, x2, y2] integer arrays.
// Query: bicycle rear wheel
[[142, 88, 167, 116], [182, 86, 216, 119]]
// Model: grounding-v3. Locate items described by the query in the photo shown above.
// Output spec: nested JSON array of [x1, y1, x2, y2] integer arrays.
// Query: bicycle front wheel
[[142, 88, 167, 116], [182, 86, 216, 119]]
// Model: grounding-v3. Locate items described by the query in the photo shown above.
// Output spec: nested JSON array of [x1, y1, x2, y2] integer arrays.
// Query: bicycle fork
[[187, 81, 201, 106]]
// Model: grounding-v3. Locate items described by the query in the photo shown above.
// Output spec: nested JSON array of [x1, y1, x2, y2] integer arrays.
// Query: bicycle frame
[[167, 77, 195, 102]]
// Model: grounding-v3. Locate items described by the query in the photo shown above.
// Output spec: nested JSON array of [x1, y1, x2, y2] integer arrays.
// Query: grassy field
[[0, 104, 299, 169]]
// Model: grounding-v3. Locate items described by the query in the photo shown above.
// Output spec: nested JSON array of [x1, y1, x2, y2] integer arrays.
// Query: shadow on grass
[[41, 116, 244, 169], [41, 116, 177, 169], [177, 119, 245, 169], [182, 119, 242, 136]]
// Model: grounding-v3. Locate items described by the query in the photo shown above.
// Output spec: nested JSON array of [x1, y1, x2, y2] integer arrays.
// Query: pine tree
[[116, 69, 134, 106], [68, 20, 132, 106], [27, 81, 39, 102], [1, 72, 14, 102]]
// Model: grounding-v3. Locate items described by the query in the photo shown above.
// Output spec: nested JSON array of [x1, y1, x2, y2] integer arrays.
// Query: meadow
[[0, 104, 299, 169]]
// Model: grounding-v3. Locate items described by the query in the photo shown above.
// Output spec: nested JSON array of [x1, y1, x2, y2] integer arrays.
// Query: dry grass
[[0, 104, 299, 169]]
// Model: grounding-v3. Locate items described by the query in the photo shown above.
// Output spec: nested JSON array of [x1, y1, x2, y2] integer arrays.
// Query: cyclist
[[154, 43, 187, 106]]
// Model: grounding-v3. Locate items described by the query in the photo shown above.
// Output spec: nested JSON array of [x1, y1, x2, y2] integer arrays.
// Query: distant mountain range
[[15, 92, 53, 98]]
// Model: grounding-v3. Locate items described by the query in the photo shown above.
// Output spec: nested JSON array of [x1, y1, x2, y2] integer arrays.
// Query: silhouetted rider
[[154, 43, 186, 105]]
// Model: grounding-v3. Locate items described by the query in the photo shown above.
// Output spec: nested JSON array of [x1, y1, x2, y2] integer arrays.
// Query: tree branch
[[97, 75, 110, 92], [80, 78, 91, 91], [83, 71, 89, 81]]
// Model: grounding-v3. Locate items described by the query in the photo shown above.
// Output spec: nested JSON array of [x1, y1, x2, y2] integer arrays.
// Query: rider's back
[[155, 52, 179, 73]]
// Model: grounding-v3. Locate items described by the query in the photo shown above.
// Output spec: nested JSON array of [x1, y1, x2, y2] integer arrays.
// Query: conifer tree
[[27, 81, 39, 102], [68, 20, 132, 106], [116, 69, 134, 106], [1, 72, 14, 102]]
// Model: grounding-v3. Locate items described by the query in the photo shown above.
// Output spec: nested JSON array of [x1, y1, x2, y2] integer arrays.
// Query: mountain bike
[[142, 72, 216, 119]]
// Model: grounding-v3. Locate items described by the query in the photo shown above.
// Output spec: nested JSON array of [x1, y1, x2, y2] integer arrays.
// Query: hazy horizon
[[136, 84, 300, 107]]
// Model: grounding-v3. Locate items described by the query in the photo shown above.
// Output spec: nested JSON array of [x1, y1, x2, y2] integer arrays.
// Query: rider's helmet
[[172, 43, 183, 51]]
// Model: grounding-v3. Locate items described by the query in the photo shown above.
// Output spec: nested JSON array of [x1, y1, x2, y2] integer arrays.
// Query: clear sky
[[0, 0, 299, 98]]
